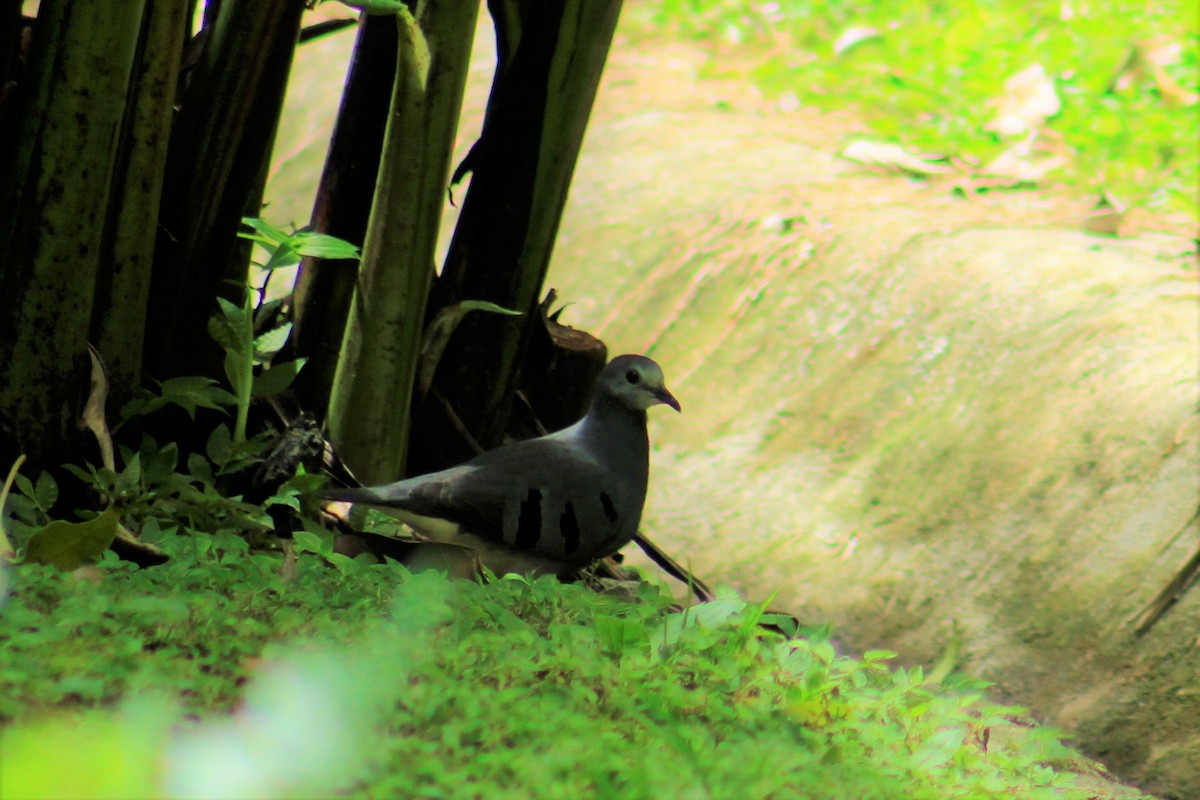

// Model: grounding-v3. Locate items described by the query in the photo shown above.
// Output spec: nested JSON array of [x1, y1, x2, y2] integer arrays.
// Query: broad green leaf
[[61, 463, 95, 486], [125, 376, 235, 420], [211, 297, 253, 382], [328, 552, 364, 576], [121, 452, 142, 491], [253, 323, 293, 362], [293, 529, 331, 557], [208, 310, 241, 354], [23, 507, 120, 571], [143, 440, 179, 482], [13, 473, 34, 502], [187, 452, 214, 484], [254, 298, 284, 329], [239, 217, 289, 245], [34, 472, 58, 510], [215, 296, 245, 327], [207, 424, 232, 466], [224, 349, 250, 400], [267, 469, 325, 513], [262, 241, 300, 272], [290, 232, 361, 260], [251, 358, 307, 398]]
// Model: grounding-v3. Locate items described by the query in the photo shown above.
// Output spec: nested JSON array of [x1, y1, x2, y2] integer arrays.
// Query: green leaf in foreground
[[239, 217, 361, 270], [0, 543, 1145, 800], [23, 507, 120, 570], [251, 358, 307, 398]]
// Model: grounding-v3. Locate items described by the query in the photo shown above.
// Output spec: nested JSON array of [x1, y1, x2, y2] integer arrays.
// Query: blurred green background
[[634, 0, 1198, 222]]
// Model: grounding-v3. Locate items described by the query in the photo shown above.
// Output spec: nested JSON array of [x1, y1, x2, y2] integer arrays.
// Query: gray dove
[[317, 354, 680, 576]]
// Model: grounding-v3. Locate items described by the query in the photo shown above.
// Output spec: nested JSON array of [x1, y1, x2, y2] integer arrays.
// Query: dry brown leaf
[[834, 26, 881, 56], [1081, 190, 1126, 237], [81, 344, 115, 472], [984, 64, 1061, 137], [979, 132, 1067, 184], [839, 139, 950, 176]]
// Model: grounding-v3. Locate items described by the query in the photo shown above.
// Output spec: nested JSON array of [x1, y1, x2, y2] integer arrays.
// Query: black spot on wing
[[515, 488, 542, 549], [559, 502, 580, 554], [599, 492, 618, 523]]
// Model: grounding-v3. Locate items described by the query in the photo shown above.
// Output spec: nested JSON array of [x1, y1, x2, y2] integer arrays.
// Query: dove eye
[[625, 370, 640, 385]]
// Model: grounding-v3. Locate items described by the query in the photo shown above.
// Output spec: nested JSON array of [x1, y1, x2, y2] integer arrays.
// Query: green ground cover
[[641, 0, 1198, 221], [0, 534, 1129, 798]]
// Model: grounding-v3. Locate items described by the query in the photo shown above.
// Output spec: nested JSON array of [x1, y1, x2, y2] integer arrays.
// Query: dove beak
[[656, 387, 682, 413]]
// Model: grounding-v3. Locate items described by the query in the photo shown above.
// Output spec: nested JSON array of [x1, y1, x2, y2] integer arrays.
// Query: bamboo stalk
[[327, 1, 480, 484]]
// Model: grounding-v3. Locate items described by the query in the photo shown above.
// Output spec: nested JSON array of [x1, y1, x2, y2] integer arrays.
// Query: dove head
[[597, 354, 681, 413]]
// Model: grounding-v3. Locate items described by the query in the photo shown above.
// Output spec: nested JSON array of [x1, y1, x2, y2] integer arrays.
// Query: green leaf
[[240, 219, 359, 270], [293, 529, 331, 557], [120, 452, 142, 494], [262, 241, 300, 272], [224, 348, 250, 400], [121, 376, 235, 420], [187, 452, 214, 485], [207, 424, 232, 466], [289, 232, 361, 260], [253, 323, 293, 362], [215, 296, 245, 327], [211, 297, 252, 364], [143, 440, 179, 483], [34, 472, 58, 510], [594, 615, 649, 657], [23, 507, 120, 571], [207, 311, 241, 354], [328, 552, 364, 576], [13, 473, 35, 502], [240, 217, 289, 245], [254, 298, 284, 330], [251, 358, 307, 398], [267, 469, 325, 513], [61, 463, 95, 486]]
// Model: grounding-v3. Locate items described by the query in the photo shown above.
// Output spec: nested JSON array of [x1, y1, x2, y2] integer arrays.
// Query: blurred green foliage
[[645, 0, 1198, 219]]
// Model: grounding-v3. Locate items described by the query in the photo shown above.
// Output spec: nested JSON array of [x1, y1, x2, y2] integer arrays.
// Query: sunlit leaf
[[240, 217, 289, 245], [262, 241, 300, 272], [254, 323, 293, 361], [290, 232, 361, 261]]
